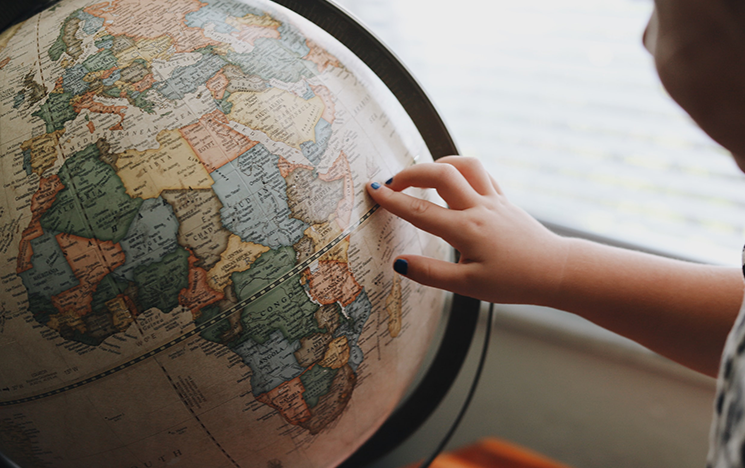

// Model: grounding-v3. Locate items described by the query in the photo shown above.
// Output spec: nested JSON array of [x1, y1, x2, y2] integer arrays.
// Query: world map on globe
[[0, 0, 449, 466]]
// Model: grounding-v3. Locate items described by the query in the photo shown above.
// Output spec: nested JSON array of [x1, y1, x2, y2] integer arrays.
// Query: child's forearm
[[543, 238, 743, 377]]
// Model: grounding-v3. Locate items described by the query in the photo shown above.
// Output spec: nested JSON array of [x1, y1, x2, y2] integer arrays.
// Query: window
[[335, 0, 745, 266]]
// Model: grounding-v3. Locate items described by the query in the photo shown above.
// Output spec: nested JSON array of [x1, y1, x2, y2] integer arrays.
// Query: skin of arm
[[367, 157, 744, 378]]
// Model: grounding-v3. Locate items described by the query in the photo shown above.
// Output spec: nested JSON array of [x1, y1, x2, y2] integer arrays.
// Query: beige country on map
[[224, 15, 280, 45], [112, 36, 173, 68], [207, 234, 270, 292], [228, 13, 281, 29], [318, 336, 350, 369], [20, 130, 65, 177], [294, 222, 349, 265], [115, 129, 213, 199], [227, 87, 324, 149]]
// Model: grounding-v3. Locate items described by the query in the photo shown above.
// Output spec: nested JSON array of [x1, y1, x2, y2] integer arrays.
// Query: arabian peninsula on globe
[[0, 0, 450, 466]]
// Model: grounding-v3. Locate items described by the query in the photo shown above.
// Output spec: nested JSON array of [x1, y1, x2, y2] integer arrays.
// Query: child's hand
[[367, 157, 743, 376], [366, 156, 569, 305]]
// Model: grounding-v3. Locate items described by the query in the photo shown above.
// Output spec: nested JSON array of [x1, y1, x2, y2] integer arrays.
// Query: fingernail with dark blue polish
[[394, 258, 408, 275], [385, 177, 393, 185], [371, 182, 381, 190]]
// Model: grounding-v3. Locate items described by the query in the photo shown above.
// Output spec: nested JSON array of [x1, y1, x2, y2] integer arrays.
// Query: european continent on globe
[[0, 0, 448, 467]]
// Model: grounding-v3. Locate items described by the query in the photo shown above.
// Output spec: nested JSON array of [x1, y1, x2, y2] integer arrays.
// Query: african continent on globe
[[0, 0, 449, 466]]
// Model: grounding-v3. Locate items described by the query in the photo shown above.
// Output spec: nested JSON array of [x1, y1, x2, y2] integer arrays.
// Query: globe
[[0, 0, 459, 466]]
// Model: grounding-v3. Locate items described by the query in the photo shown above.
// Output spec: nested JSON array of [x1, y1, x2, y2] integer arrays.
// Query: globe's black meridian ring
[[0, 204, 382, 408]]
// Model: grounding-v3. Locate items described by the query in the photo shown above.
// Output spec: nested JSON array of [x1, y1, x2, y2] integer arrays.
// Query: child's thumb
[[392, 255, 466, 295]]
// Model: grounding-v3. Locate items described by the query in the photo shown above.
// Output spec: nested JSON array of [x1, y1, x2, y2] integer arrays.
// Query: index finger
[[366, 182, 467, 244], [384, 162, 480, 210]]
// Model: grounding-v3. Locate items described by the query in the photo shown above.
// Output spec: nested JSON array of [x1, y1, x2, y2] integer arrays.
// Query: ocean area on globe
[[0, 0, 450, 466]]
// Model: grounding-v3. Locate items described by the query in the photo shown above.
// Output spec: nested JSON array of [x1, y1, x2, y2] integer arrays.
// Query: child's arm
[[367, 156, 744, 377]]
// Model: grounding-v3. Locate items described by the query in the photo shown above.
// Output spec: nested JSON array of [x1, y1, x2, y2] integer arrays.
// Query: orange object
[[406, 438, 574, 468]]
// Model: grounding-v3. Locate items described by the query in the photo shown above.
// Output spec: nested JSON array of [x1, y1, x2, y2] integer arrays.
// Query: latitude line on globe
[[0, 204, 381, 407]]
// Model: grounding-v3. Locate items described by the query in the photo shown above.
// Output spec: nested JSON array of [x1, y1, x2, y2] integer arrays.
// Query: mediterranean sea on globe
[[0, 0, 451, 466]]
